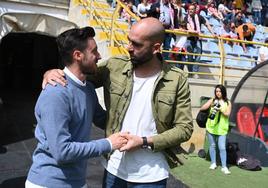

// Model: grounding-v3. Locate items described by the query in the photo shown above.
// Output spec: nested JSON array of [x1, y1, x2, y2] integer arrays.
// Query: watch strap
[[141, 137, 148, 149]]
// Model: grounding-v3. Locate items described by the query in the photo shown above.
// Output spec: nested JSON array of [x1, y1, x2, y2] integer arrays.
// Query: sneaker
[[221, 167, 231, 175], [209, 163, 217, 170]]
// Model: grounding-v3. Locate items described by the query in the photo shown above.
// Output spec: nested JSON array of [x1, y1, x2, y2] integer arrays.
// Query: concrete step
[[81, 8, 113, 18], [98, 31, 128, 43], [77, 0, 110, 9]]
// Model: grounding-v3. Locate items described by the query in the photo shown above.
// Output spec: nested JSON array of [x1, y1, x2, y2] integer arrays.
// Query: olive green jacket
[[89, 56, 193, 168]]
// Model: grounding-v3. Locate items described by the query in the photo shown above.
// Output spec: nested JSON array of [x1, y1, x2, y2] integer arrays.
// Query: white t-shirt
[[137, 3, 151, 17], [103, 72, 169, 183], [258, 46, 268, 63], [175, 35, 187, 49]]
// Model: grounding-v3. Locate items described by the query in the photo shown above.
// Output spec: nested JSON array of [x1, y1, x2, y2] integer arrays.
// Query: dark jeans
[[253, 10, 262, 25], [102, 170, 167, 188], [163, 33, 172, 60], [186, 40, 202, 72], [173, 53, 187, 70]]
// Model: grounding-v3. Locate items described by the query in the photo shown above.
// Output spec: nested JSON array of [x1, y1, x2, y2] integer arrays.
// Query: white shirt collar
[[63, 67, 86, 86]]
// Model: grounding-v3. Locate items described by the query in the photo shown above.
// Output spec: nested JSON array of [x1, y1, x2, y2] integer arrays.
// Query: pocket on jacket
[[157, 95, 175, 123], [108, 78, 125, 112], [109, 77, 125, 95]]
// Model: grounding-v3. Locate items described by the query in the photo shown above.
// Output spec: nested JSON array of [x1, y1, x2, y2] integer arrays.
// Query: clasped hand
[[108, 132, 144, 152]]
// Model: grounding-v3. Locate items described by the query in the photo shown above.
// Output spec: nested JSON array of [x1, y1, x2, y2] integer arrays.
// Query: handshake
[[107, 132, 150, 152]]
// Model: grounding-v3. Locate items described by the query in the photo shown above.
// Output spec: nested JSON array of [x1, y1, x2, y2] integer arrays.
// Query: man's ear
[[153, 43, 162, 54], [73, 50, 83, 61]]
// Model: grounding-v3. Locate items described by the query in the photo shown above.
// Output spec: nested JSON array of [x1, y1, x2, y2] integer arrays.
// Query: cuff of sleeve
[[106, 138, 113, 151]]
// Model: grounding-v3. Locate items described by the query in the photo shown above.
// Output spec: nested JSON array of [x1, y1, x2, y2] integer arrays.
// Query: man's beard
[[130, 53, 154, 67], [80, 61, 97, 75]]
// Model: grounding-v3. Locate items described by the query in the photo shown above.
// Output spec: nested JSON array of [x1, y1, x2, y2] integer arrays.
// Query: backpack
[[226, 142, 240, 165], [236, 154, 262, 171], [196, 109, 209, 128]]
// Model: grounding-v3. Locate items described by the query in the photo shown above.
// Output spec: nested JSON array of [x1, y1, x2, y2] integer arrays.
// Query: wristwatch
[[141, 137, 149, 149]]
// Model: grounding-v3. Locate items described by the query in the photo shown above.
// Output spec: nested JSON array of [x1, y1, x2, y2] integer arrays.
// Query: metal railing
[[79, 0, 268, 85]]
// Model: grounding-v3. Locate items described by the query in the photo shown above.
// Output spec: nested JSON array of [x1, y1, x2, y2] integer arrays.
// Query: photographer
[[200, 85, 232, 175]]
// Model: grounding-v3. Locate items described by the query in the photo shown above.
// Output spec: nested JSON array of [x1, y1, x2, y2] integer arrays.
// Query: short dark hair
[[235, 11, 241, 17], [56, 27, 95, 66], [223, 19, 229, 25], [242, 24, 248, 32]]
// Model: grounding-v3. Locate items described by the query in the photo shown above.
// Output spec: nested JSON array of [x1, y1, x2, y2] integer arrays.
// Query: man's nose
[[97, 52, 101, 60], [127, 43, 133, 51]]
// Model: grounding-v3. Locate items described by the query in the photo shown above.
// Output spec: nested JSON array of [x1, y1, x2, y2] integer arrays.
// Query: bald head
[[130, 17, 165, 44]]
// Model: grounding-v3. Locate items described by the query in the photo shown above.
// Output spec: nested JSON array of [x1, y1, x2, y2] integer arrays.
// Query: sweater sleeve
[[36, 86, 111, 164]]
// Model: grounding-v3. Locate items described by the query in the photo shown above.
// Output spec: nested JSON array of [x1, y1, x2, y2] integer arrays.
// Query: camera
[[209, 100, 221, 120]]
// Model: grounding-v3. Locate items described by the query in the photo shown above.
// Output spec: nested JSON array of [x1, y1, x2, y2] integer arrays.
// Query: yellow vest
[[206, 101, 229, 135]]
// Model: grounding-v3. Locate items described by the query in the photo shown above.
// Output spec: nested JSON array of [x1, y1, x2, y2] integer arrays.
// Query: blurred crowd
[[114, 0, 268, 74]]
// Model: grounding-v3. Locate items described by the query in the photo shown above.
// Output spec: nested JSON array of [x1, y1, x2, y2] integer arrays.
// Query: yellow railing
[[79, 0, 129, 54], [164, 29, 268, 84], [110, 0, 140, 47]]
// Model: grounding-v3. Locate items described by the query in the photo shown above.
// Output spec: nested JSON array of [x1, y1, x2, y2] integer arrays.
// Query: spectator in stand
[[257, 37, 268, 63], [137, 0, 151, 18], [184, 4, 215, 78], [261, 0, 268, 26], [236, 23, 256, 52], [207, 1, 224, 21], [243, 0, 253, 21], [229, 22, 239, 45], [217, 19, 237, 46], [147, 0, 160, 19], [183, 0, 207, 15], [121, 0, 137, 26], [159, 0, 176, 60], [218, 1, 233, 21], [217, 19, 231, 38], [252, 0, 262, 25], [170, 21, 188, 70], [229, 1, 242, 19], [231, 11, 245, 27], [172, 0, 185, 27], [146, 0, 161, 18]]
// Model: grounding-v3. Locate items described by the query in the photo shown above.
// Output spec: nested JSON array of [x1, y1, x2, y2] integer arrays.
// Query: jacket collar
[[122, 60, 133, 77], [122, 59, 172, 80], [159, 63, 174, 81]]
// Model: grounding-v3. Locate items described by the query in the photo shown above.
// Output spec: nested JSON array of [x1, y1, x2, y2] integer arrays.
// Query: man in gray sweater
[[26, 27, 127, 188]]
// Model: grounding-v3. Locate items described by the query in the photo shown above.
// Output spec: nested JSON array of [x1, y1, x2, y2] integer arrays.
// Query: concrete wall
[[0, 0, 69, 20], [68, 0, 89, 27]]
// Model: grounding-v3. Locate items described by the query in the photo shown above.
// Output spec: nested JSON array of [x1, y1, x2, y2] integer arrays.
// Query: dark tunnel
[[0, 32, 60, 146]]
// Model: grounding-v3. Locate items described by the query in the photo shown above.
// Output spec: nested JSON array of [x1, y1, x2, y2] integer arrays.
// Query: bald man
[[43, 18, 193, 188]]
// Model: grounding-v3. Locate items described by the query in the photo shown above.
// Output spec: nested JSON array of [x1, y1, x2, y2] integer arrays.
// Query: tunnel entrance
[[0, 32, 60, 146]]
